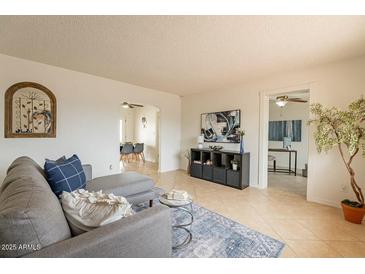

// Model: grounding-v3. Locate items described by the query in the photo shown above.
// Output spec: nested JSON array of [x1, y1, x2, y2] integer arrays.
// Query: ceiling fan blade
[[288, 98, 308, 103], [130, 104, 144, 107]]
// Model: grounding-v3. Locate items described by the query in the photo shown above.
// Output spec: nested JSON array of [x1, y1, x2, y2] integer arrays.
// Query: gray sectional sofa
[[0, 157, 172, 258], [86, 169, 157, 206]]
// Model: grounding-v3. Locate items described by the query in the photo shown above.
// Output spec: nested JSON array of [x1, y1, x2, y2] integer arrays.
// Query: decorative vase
[[187, 160, 191, 175], [240, 138, 244, 154], [341, 202, 365, 224], [232, 163, 238, 171], [197, 135, 204, 149]]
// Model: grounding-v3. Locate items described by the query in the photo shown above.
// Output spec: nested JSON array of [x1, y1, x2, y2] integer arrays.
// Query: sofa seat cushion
[[86, 172, 154, 197], [125, 190, 156, 205], [0, 157, 71, 258]]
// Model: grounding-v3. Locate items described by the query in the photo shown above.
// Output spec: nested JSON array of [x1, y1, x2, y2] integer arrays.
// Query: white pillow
[[60, 189, 134, 236]]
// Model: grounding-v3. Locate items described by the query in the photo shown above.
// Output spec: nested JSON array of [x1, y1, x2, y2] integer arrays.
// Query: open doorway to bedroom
[[259, 85, 311, 199], [267, 90, 309, 197], [119, 102, 160, 174]]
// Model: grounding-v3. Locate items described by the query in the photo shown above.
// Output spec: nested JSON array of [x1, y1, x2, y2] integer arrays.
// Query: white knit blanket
[[61, 189, 134, 234]]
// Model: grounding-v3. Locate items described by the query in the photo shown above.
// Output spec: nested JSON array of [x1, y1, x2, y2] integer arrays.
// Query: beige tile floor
[[122, 161, 365, 258], [268, 172, 307, 197]]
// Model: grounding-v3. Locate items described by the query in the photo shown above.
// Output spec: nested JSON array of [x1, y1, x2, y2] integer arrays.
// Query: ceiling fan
[[275, 95, 307, 107], [121, 102, 144, 109]]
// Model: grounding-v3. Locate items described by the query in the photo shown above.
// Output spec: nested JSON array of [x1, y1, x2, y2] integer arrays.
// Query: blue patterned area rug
[[135, 201, 284, 258]]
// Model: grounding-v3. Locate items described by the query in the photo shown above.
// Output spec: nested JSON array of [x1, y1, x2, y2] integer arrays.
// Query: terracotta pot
[[341, 202, 365, 224]]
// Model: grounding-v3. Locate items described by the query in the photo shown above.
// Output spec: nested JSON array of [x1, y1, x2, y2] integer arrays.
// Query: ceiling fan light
[[276, 100, 287, 107], [122, 102, 130, 108]]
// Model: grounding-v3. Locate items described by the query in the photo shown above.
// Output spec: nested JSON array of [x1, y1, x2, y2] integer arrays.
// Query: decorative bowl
[[209, 145, 223, 151]]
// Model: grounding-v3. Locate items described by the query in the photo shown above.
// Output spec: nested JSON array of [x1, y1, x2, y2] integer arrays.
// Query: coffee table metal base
[[172, 205, 193, 249]]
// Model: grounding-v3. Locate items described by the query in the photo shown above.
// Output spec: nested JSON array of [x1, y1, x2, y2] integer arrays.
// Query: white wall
[[120, 108, 135, 143], [181, 56, 365, 208], [0, 54, 181, 181], [268, 101, 309, 170], [133, 105, 159, 163]]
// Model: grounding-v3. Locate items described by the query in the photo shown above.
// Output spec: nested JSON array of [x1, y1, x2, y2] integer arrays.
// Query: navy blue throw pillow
[[45, 156, 66, 164], [44, 154, 86, 197]]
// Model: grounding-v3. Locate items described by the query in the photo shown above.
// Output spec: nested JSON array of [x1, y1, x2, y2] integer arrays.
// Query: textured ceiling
[[1, 16, 365, 96]]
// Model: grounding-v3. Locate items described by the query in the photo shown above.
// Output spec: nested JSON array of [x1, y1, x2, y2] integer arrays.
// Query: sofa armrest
[[82, 164, 92, 182], [24, 205, 172, 258]]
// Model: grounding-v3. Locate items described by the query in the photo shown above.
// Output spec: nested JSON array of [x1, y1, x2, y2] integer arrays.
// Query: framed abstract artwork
[[201, 109, 241, 143], [4, 82, 57, 138]]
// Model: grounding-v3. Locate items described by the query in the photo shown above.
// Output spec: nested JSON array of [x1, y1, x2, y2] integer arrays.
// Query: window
[[268, 120, 302, 142]]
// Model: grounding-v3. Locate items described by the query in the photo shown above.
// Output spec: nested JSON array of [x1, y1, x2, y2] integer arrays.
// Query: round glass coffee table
[[159, 193, 193, 249]]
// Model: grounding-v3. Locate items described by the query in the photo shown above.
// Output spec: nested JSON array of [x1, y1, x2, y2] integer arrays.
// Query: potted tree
[[309, 98, 365, 224]]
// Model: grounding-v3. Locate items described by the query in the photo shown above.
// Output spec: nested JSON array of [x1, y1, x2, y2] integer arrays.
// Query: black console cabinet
[[190, 148, 250, 190]]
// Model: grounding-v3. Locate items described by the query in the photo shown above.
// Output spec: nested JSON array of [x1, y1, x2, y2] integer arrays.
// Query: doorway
[[258, 84, 311, 198], [267, 90, 309, 196], [120, 102, 161, 172]]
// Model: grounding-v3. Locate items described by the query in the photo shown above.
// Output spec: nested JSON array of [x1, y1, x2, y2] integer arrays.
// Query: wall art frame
[[4, 82, 57, 138], [201, 109, 241, 143]]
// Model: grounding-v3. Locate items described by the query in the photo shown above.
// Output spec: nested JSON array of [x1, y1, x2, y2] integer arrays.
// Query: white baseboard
[[159, 167, 180, 173], [307, 196, 340, 208], [249, 182, 262, 189]]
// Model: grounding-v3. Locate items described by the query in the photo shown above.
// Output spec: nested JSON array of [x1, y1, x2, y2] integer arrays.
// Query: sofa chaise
[[85, 166, 157, 207], [0, 156, 172, 258]]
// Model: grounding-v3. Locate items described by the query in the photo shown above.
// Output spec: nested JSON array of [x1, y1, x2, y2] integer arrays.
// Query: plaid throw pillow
[[45, 154, 86, 197]]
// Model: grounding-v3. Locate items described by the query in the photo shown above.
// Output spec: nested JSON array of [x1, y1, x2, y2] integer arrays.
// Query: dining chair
[[133, 143, 145, 163], [120, 143, 134, 163]]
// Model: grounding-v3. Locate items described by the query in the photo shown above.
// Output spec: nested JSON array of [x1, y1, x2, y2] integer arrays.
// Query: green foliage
[[231, 159, 240, 165], [309, 98, 365, 157], [183, 149, 191, 160], [236, 128, 245, 137], [309, 98, 365, 206]]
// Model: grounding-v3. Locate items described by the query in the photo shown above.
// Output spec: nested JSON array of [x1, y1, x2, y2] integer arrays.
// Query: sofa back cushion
[[6, 156, 46, 178], [0, 157, 71, 257], [44, 154, 86, 197]]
